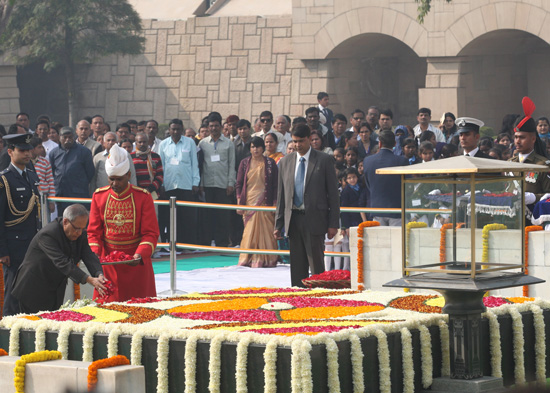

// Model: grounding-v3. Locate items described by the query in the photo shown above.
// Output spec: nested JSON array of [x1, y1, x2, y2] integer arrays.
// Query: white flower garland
[[82, 325, 100, 362], [156, 334, 170, 393], [207, 335, 224, 393], [348, 334, 364, 393], [8, 321, 22, 356], [374, 330, 391, 393], [324, 337, 340, 392], [290, 340, 302, 393], [529, 304, 546, 385], [57, 326, 72, 359], [236, 334, 252, 393], [508, 307, 526, 386], [484, 310, 502, 378], [438, 320, 450, 377], [34, 323, 48, 352], [184, 333, 199, 393], [130, 330, 145, 365], [418, 325, 432, 389], [400, 328, 414, 393], [300, 340, 313, 393], [263, 339, 278, 393], [107, 327, 122, 358], [1, 293, 548, 393]]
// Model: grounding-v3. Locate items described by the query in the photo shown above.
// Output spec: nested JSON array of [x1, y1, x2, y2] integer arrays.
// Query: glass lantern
[[376, 156, 550, 281]]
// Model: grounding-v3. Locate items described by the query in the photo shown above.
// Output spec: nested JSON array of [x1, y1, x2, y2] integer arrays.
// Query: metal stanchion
[[40, 193, 50, 228], [159, 196, 186, 296]]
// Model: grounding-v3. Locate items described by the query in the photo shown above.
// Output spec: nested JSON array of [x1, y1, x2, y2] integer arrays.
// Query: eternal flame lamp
[[379, 156, 545, 382]]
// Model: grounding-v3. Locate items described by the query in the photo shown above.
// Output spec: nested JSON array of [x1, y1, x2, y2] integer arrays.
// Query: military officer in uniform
[[508, 98, 550, 221], [0, 134, 40, 316]]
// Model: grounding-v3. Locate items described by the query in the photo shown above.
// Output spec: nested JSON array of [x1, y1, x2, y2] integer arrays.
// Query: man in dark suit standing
[[363, 130, 409, 226], [456, 117, 491, 158], [274, 123, 340, 287], [12, 204, 106, 314]]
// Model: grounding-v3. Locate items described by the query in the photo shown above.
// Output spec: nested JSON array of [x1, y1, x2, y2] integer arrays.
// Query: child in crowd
[[345, 147, 358, 168], [488, 147, 502, 160], [119, 138, 133, 154], [439, 143, 458, 159], [402, 137, 420, 165], [418, 141, 434, 162], [333, 147, 347, 171], [325, 167, 367, 271]]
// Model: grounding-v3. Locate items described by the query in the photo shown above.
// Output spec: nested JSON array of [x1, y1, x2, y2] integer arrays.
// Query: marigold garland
[[87, 355, 130, 392], [73, 261, 81, 301], [439, 223, 453, 267], [481, 223, 507, 268], [356, 221, 380, 290], [405, 222, 428, 292], [524, 226, 543, 296], [0, 348, 7, 356], [14, 350, 62, 393]]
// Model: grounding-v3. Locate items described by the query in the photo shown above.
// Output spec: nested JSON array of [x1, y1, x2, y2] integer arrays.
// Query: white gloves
[[428, 189, 441, 195], [540, 193, 550, 202], [525, 192, 536, 205]]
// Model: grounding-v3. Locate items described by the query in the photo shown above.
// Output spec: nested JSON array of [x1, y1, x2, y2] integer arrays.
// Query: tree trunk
[[64, 56, 77, 128], [63, 23, 77, 127]]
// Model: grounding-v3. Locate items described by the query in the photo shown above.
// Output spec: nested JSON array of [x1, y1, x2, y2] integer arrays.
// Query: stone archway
[[442, 2, 550, 58], [311, 7, 428, 60], [455, 29, 550, 129], [322, 32, 426, 124]]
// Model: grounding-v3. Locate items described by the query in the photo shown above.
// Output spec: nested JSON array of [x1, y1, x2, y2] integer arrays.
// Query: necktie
[[294, 157, 306, 207], [22, 171, 29, 185]]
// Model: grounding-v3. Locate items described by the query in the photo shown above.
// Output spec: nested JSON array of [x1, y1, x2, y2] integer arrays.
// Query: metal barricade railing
[[45, 195, 449, 294]]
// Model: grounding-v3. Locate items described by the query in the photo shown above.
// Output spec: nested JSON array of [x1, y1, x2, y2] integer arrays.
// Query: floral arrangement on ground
[[0, 287, 547, 393]]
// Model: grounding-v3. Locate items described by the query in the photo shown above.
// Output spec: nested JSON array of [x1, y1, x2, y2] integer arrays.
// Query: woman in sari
[[236, 137, 279, 267], [264, 132, 284, 164]]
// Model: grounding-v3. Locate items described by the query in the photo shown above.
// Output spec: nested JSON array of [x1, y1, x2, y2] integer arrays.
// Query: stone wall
[[74, 16, 328, 128]]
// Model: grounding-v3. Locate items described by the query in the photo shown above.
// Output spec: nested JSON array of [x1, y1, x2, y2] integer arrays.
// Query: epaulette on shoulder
[[0, 169, 9, 175], [95, 185, 110, 193], [132, 185, 150, 194]]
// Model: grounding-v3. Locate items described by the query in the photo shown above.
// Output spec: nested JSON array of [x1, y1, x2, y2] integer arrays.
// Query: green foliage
[[480, 126, 496, 139], [416, 0, 453, 23], [0, 0, 145, 70]]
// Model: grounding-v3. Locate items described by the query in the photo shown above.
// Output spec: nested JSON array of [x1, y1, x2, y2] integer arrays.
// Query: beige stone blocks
[[247, 64, 276, 83], [172, 55, 196, 70]]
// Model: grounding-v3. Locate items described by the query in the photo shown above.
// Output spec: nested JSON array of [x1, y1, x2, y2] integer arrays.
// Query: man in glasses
[[12, 204, 107, 314], [252, 111, 284, 152], [346, 109, 366, 137]]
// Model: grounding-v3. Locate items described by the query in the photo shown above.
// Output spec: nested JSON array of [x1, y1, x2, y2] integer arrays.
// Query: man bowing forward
[[274, 123, 340, 287]]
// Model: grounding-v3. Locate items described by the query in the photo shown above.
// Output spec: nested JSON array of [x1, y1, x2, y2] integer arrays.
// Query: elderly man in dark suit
[[274, 123, 340, 287], [363, 130, 409, 226], [12, 204, 106, 314]]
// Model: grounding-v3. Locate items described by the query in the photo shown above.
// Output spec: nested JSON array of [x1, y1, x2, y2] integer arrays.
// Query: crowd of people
[[0, 91, 548, 303]]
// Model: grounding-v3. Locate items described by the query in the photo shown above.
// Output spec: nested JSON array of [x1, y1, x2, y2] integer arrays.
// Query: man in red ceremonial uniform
[[88, 144, 159, 302]]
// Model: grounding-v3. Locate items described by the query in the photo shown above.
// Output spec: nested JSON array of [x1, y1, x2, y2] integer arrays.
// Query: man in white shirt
[[252, 111, 284, 152], [35, 119, 58, 158], [274, 115, 292, 153], [145, 119, 163, 153], [413, 107, 446, 143]]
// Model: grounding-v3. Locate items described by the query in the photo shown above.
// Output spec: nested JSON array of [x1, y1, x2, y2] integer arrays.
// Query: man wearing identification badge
[[198, 113, 236, 247], [508, 97, 550, 216], [158, 119, 200, 246]]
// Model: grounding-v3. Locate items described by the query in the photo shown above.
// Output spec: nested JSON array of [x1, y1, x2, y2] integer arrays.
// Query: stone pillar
[[418, 57, 465, 118]]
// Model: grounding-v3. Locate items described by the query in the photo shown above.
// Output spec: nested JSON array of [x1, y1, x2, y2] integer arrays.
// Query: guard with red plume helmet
[[509, 96, 550, 216]]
